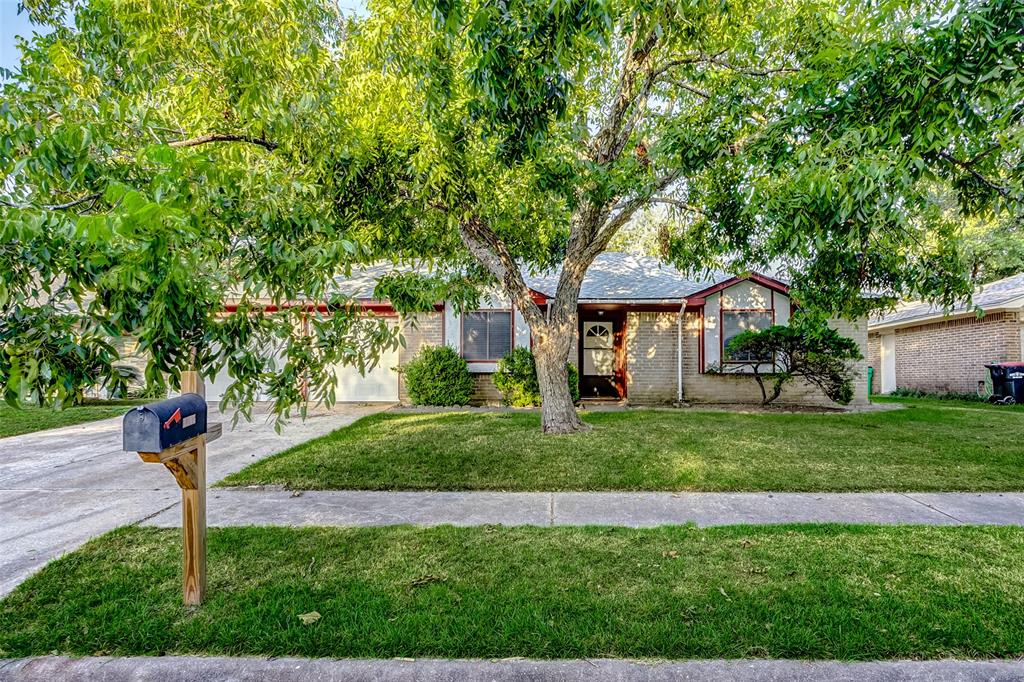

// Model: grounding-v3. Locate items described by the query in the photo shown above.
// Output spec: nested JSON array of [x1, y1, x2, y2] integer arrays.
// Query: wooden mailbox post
[[125, 372, 221, 605]]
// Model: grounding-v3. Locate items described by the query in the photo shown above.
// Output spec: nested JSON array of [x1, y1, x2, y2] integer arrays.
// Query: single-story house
[[867, 272, 1024, 395], [248, 252, 867, 407]]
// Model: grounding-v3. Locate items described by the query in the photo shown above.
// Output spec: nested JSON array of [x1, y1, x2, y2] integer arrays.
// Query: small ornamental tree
[[401, 345, 473, 406], [723, 320, 863, 405], [493, 347, 580, 407]]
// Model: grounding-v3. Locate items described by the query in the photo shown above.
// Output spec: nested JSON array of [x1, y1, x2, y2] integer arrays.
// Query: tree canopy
[[1, 0, 1021, 429]]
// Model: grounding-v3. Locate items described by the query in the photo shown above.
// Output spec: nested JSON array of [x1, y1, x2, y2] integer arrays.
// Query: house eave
[[869, 298, 1024, 332]]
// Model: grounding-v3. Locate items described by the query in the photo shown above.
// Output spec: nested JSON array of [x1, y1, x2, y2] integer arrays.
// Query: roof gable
[[684, 272, 791, 305]]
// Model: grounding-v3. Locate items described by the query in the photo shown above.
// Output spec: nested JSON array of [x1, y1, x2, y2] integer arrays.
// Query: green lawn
[[221, 400, 1024, 492], [2, 524, 1023, 660], [0, 399, 143, 438]]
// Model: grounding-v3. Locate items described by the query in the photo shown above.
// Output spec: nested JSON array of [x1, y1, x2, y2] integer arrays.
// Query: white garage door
[[331, 343, 399, 402]]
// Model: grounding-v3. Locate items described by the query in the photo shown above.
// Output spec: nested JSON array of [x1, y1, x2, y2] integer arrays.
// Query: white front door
[[582, 321, 615, 376], [880, 333, 896, 394]]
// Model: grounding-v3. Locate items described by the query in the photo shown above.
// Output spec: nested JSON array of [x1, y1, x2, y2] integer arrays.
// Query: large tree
[[342, 0, 1022, 431], [1, 0, 1021, 432]]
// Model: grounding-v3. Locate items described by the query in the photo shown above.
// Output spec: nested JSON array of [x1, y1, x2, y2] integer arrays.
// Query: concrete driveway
[[0, 402, 387, 596]]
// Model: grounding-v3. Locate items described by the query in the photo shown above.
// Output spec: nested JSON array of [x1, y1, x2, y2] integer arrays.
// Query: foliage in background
[[493, 348, 580, 407], [962, 213, 1024, 283], [400, 345, 473, 406], [1, 0, 1021, 433], [721, 319, 863, 405]]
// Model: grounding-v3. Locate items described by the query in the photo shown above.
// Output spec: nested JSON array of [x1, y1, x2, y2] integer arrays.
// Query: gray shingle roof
[[872, 272, 1024, 327], [330, 262, 417, 300], [333, 252, 737, 303], [524, 252, 730, 302]]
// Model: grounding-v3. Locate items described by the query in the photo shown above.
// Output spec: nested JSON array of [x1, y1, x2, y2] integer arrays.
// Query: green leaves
[[723, 317, 863, 405], [2, 0, 1019, 419], [0, 0, 384, 416]]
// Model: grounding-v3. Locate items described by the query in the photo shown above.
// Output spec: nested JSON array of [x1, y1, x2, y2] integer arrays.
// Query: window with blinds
[[462, 311, 513, 361]]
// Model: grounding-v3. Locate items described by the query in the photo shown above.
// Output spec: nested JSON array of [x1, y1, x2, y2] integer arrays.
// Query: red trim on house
[[440, 303, 446, 349], [221, 300, 444, 317], [698, 306, 705, 373], [687, 273, 790, 301]]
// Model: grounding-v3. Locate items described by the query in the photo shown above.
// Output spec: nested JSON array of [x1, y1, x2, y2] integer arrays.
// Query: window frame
[[720, 308, 775, 364], [460, 309, 515, 362]]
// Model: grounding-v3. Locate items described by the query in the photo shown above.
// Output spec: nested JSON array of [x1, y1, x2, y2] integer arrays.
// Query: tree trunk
[[533, 329, 588, 434]]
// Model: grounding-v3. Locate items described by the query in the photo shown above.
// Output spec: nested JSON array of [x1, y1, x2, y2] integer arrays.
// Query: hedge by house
[[401, 345, 473, 406], [494, 347, 580, 407]]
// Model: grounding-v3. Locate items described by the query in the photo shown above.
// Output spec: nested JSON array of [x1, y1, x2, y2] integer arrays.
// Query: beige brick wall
[[396, 312, 444, 403], [470, 373, 503, 404], [877, 312, 1022, 394], [625, 311, 680, 404], [867, 332, 881, 394]]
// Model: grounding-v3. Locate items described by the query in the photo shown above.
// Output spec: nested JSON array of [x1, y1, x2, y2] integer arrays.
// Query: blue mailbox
[[123, 394, 208, 453]]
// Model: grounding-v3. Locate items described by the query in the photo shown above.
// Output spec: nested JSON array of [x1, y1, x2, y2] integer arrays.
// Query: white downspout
[[677, 299, 686, 404]]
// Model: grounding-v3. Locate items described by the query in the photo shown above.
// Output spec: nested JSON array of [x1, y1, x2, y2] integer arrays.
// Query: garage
[[200, 344, 399, 404], [330, 342, 400, 402]]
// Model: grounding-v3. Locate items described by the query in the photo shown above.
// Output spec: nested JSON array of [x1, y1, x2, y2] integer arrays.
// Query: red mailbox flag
[[163, 408, 182, 430]]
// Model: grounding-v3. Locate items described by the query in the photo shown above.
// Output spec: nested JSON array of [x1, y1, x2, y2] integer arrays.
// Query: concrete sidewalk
[[3, 656, 1024, 681], [145, 488, 1024, 528]]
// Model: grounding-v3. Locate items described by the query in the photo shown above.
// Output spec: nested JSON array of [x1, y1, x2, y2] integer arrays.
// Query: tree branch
[[662, 78, 710, 100], [456, 217, 546, 329], [653, 51, 797, 80], [937, 151, 1014, 199], [650, 196, 704, 215], [0, 192, 102, 211], [589, 170, 683, 259], [591, 30, 660, 165], [168, 133, 278, 152]]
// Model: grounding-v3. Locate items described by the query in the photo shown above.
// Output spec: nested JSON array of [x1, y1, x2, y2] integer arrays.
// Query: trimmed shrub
[[401, 345, 473, 406], [493, 347, 580, 407], [724, 319, 862, 405]]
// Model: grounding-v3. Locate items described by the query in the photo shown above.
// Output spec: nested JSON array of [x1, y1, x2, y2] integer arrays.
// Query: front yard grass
[[221, 401, 1024, 491], [0, 399, 143, 439], [2, 524, 1023, 660]]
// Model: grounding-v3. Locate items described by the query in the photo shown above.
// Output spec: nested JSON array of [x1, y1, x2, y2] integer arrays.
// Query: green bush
[[889, 387, 985, 402], [493, 347, 580, 407], [401, 345, 473, 406], [724, 319, 862, 405]]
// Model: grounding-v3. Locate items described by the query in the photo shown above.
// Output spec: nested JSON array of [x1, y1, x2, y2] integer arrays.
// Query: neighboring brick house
[[280, 252, 867, 408], [867, 273, 1024, 395]]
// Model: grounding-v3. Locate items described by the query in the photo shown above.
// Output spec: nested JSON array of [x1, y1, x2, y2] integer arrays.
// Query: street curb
[[2, 656, 1024, 681]]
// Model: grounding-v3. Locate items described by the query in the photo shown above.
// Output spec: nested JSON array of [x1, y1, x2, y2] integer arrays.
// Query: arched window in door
[[582, 321, 615, 375]]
